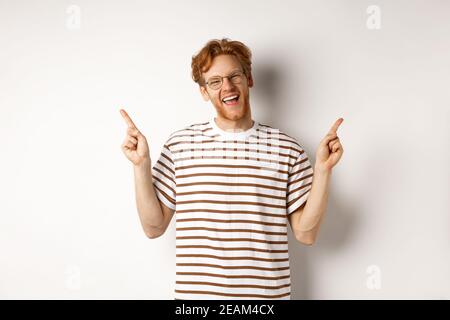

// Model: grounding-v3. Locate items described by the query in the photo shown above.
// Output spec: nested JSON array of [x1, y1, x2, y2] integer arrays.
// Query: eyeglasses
[[204, 70, 245, 90]]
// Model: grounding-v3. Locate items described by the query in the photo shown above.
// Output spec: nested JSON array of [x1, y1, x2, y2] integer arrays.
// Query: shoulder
[[258, 122, 306, 155], [164, 120, 211, 147]]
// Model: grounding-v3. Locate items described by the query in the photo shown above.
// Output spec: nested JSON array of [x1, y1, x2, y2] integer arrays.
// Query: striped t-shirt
[[151, 117, 314, 300]]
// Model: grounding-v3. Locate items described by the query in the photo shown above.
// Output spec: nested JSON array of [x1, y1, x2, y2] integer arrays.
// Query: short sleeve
[[286, 148, 314, 215], [152, 143, 176, 211]]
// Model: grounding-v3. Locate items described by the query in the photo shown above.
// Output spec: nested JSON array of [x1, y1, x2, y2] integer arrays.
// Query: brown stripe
[[152, 167, 175, 186], [177, 181, 286, 192], [176, 280, 290, 290], [177, 190, 285, 201], [289, 164, 313, 178], [226, 133, 301, 154], [171, 126, 297, 148], [174, 289, 290, 299], [287, 188, 312, 210], [289, 158, 311, 177], [153, 184, 176, 205], [287, 181, 313, 197], [257, 128, 301, 146], [176, 272, 290, 280], [171, 126, 213, 137], [152, 175, 176, 195], [161, 146, 174, 165], [176, 236, 287, 244], [237, 136, 302, 154], [177, 163, 289, 175], [190, 121, 210, 126], [153, 162, 175, 180], [176, 226, 286, 236], [182, 126, 213, 132], [176, 245, 288, 253], [169, 123, 302, 151], [169, 139, 214, 147], [176, 172, 287, 183], [176, 209, 286, 219], [175, 155, 291, 169], [257, 127, 300, 144], [176, 218, 287, 227], [176, 253, 288, 262], [169, 138, 304, 155], [176, 199, 285, 209], [173, 147, 296, 161], [287, 173, 314, 188], [171, 132, 218, 140], [176, 262, 289, 271]]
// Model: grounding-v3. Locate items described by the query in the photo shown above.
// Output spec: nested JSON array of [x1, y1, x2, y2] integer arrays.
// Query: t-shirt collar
[[210, 116, 258, 140]]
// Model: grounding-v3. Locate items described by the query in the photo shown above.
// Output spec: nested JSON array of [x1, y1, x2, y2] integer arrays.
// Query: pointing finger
[[329, 117, 344, 134], [120, 108, 138, 129]]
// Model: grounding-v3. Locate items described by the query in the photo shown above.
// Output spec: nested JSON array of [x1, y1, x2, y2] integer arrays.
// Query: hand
[[315, 118, 344, 172], [120, 108, 150, 166]]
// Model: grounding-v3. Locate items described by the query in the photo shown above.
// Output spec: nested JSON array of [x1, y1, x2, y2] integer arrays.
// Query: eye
[[209, 78, 221, 85], [230, 73, 242, 81]]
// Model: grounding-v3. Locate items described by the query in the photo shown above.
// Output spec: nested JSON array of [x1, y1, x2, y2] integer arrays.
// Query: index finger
[[329, 117, 344, 134], [120, 109, 138, 129]]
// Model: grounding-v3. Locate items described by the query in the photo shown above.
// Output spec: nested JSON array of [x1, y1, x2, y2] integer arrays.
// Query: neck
[[214, 114, 254, 132]]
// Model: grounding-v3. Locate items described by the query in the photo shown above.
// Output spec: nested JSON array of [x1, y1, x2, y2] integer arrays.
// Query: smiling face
[[200, 54, 254, 122]]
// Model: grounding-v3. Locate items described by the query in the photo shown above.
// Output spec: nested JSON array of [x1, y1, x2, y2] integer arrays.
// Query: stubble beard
[[214, 91, 251, 122]]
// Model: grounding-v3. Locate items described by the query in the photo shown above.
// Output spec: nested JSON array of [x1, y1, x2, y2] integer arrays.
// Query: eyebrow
[[209, 68, 241, 78]]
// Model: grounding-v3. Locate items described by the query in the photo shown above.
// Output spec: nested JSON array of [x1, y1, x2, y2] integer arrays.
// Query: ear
[[247, 73, 254, 88], [199, 85, 210, 101]]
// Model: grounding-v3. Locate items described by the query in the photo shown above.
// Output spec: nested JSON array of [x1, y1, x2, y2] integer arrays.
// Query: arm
[[288, 167, 331, 245], [120, 108, 174, 239], [288, 118, 344, 245], [133, 158, 175, 239]]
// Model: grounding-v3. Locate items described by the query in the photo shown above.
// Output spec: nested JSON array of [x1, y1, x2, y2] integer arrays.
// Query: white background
[[1, 0, 449, 299]]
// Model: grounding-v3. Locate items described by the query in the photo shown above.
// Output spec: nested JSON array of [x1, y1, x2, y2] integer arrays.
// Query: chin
[[214, 98, 249, 121], [221, 108, 246, 121]]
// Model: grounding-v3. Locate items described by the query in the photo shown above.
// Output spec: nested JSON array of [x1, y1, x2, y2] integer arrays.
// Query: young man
[[120, 38, 344, 300]]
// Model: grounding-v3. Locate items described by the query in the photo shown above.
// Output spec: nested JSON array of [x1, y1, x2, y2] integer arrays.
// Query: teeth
[[222, 95, 239, 102]]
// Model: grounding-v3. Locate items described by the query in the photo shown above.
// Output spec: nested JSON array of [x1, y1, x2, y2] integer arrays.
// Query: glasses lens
[[230, 72, 243, 84], [208, 77, 221, 89], [207, 71, 244, 89]]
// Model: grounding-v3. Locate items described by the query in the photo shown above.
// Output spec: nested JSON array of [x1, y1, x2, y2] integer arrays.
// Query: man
[[120, 38, 344, 300]]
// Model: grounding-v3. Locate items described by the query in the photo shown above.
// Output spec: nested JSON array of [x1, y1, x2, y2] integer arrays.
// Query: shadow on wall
[[254, 59, 359, 300], [251, 59, 284, 126], [288, 195, 359, 299]]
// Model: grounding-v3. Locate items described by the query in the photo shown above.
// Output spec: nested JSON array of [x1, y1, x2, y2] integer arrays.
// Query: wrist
[[314, 164, 332, 177], [134, 157, 152, 171]]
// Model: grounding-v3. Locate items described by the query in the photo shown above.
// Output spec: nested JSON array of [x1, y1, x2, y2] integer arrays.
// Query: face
[[200, 54, 254, 122]]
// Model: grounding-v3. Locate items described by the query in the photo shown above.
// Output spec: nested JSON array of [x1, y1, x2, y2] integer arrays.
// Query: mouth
[[221, 94, 240, 106]]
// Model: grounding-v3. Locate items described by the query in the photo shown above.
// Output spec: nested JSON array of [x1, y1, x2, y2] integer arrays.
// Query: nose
[[221, 77, 235, 90]]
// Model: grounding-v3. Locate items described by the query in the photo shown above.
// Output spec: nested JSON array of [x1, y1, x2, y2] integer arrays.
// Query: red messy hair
[[191, 38, 252, 86]]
